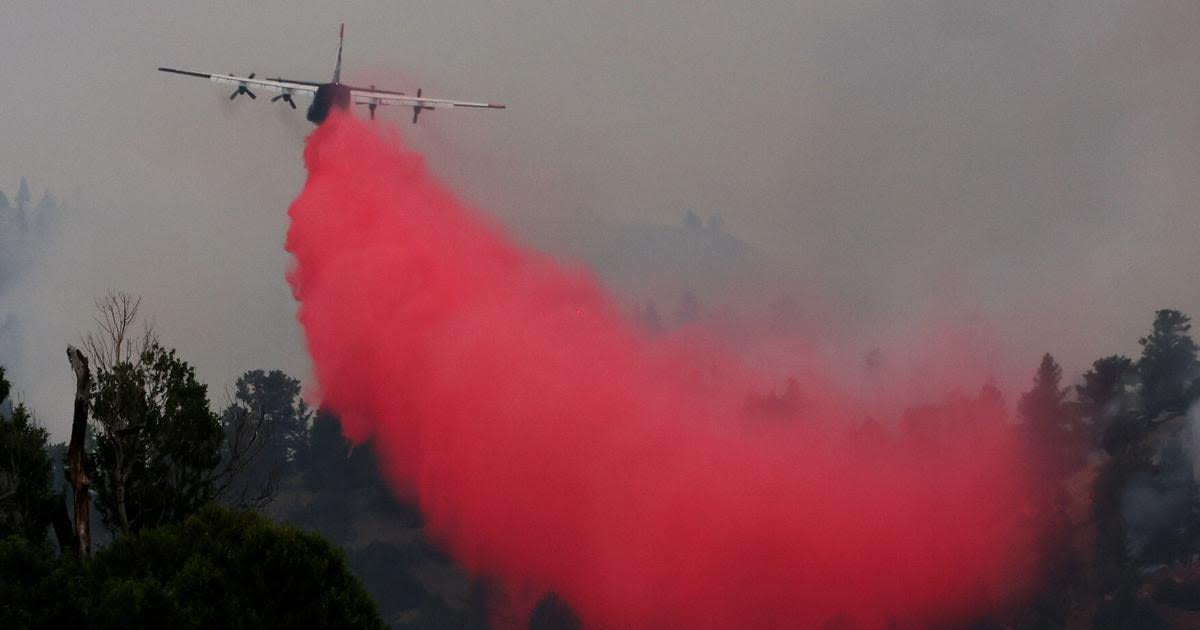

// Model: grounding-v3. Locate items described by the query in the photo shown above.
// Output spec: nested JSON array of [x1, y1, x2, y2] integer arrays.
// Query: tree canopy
[[89, 342, 224, 534], [1137, 309, 1199, 417], [0, 505, 386, 630]]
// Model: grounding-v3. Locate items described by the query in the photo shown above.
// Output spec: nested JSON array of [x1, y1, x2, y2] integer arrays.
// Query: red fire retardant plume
[[286, 112, 1032, 628]]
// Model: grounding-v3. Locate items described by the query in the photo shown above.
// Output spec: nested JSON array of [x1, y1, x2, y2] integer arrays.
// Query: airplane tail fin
[[333, 23, 344, 83]]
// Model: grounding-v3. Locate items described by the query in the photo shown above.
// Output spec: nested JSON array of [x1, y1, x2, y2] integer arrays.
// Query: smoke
[[285, 113, 1033, 627]]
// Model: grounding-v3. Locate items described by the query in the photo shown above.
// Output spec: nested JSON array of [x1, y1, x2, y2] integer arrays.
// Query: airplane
[[158, 24, 505, 125]]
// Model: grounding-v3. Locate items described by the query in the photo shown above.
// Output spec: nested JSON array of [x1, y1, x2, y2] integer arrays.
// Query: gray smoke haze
[[2, 1, 1199, 437]]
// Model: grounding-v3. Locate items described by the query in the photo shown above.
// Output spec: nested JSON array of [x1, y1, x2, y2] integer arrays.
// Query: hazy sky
[[2, 1, 1199, 436]]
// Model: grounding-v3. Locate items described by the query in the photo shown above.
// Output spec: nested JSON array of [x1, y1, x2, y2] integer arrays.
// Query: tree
[[216, 369, 310, 508], [0, 367, 57, 547], [683, 209, 702, 230], [65, 346, 93, 555], [1076, 355, 1135, 447], [297, 410, 353, 493], [1018, 354, 1083, 478], [16, 177, 30, 210], [89, 342, 223, 535], [81, 291, 151, 373], [0, 190, 9, 209], [1137, 309, 1199, 418], [288, 410, 413, 544], [15, 177, 30, 232], [228, 369, 310, 473], [0, 505, 387, 629], [83, 292, 267, 535]]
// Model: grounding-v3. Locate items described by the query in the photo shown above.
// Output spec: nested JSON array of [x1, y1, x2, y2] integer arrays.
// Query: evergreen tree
[[15, 177, 30, 231], [15, 177, 30, 210], [0, 402, 55, 545], [0, 367, 57, 546], [1076, 355, 1135, 447], [1018, 353, 1083, 478], [1137, 309, 1199, 417], [228, 369, 310, 470]]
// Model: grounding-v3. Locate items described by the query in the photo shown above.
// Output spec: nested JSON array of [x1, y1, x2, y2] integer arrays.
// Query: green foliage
[[0, 534, 65, 629], [89, 343, 223, 534], [1077, 355, 1135, 419], [0, 402, 55, 545], [223, 369, 311, 478], [0, 506, 386, 630], [1137, 309, 1199, 417], [1076, 355, 1135, 447], [0, 368, 57, 548]]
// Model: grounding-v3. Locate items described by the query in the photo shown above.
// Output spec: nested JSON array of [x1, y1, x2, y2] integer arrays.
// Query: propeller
[[411, 88, 426, 124], [271, 92, 296, 109], [229, 73, 257, 100], [368, 85, 377, 120]]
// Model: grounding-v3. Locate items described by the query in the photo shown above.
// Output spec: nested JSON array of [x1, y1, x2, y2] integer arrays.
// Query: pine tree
[[1019, 353, 1083, 477], [1137, 309, 1199, 417], [1076, 355, 1135, 448], [15, 177, 29, 210]]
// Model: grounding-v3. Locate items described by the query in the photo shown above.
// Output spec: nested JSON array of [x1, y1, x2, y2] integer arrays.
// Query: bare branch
[[211, 392, 279, 509], [81, 291, 155, 372]]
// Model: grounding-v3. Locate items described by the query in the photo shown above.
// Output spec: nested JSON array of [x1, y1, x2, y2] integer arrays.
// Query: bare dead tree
[[81, 291, 154, 372], [66, 345, 91, 556], [80, 291, 278, 531]]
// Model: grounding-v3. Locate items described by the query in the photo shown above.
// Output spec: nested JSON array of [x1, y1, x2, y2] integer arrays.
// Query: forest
[[2, 283, 1199, 628]]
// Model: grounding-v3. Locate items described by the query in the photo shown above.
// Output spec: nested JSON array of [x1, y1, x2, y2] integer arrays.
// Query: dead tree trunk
[[66, 345, 92, 556]]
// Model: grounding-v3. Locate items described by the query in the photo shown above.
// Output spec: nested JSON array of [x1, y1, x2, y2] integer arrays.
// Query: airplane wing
[[158, 68, 319, 99], [349, 85, 506, 111]]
